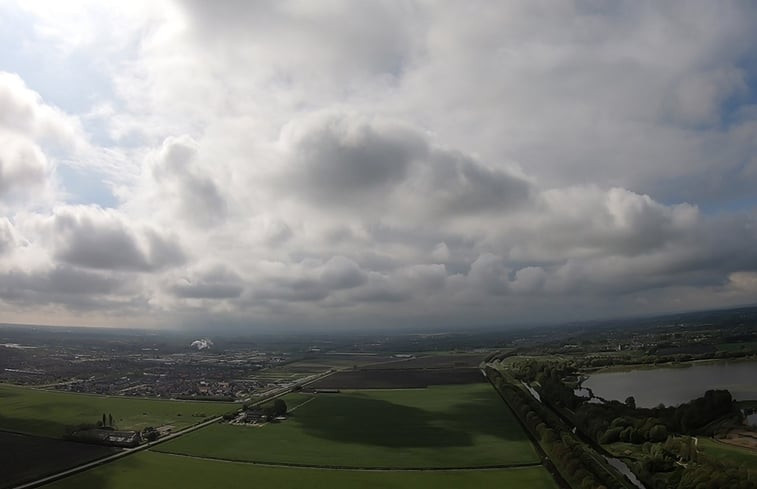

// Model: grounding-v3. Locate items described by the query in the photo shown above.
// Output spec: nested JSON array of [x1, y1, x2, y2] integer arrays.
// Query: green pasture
[[155, 383, 538, 468], [41, 450, 557, 489], [698, 438, 757, 475], [716, 342, 757, 352], [0, 383, 237, 438]]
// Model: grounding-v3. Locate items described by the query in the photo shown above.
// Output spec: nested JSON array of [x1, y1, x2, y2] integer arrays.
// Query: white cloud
[[1, 1, 757, 329]]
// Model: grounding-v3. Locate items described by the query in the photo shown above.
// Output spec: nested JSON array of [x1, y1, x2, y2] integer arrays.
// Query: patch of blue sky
[[0, 3, 116, 143], [56, 164, 118, 208]]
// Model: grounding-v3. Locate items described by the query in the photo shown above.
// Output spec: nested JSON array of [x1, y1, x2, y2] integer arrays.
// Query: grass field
[[698, 438, 757, 475], [41, 450, 558, 489], [0, 383, 237, 438], [155, 383, 538, 468], [310, 368, 485, 389], [716, 342, 757, 352]]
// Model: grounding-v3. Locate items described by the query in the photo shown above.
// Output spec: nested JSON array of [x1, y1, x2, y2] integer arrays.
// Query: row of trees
[[96, 412, 115, 428], [510, 358, 738, 439], [488, 368, 626, 489], [504, 357, 754, 488]]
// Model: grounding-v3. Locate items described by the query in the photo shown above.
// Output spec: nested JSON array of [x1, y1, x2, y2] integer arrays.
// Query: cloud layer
[[1, 1, 756, 330]]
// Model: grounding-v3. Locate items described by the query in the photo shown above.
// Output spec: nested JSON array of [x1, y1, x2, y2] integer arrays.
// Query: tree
[[649, 424, 668, 442], [625, 396, 636, 409], [142, 427, 159, 442], [273, 399, 287, 416]]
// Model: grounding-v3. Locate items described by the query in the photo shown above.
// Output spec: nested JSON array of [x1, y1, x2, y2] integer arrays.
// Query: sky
[[1, 1, 757, 331]]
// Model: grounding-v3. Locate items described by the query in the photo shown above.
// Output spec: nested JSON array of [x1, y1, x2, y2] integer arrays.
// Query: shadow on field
[[294, 395, 473, 448], [441, 390, 528, 442], [0, 430, 117, 489], [0, 412, 74, 438]]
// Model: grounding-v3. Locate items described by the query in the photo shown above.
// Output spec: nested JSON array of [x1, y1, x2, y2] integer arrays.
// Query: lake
[[583, 360, 757, 408]]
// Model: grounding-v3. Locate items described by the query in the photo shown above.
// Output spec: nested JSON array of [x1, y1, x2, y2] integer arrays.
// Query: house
[[70, 429, 142, 448]]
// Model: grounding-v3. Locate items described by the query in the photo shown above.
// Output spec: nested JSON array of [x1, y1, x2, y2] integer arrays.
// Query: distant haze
[[0, 1, 756, 331]]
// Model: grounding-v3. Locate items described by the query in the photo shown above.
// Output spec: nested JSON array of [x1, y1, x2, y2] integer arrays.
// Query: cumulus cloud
[[50, 206, 185, 272], [149, 135, 227, 227], [0, 72, 82, 148], [1, 1, 756, 329], [280, 112, 425, 206], [0, 134, 49, 202]]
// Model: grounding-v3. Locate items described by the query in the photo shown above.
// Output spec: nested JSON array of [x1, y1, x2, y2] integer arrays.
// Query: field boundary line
[[287, 396, 317, 412], [152, 451, 544, 472]]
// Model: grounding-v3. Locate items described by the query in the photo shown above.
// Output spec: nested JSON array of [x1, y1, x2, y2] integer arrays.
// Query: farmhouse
[[70, 429, 141, 448]]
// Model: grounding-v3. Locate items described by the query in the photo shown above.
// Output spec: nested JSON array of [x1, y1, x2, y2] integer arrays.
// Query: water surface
[[583, 361, 757, 408]]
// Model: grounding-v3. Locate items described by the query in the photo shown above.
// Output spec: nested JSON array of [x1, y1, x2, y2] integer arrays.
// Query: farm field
[[0, 431, 116, 489], [362, 353, 488, 370], [698, 438, 757, 476], [0, 383, 238, 438], [309, 367, 485, 389], [155, 383, 538, 468], [41, 450, 558, 489]]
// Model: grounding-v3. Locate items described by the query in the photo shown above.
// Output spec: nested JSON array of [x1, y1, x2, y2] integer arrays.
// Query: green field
[[698, 438, 757, 475], [0, 383, 237, 438], [41, 451, 557, 489], [716, 342, 757, 352], [155, 383, 538, 468]]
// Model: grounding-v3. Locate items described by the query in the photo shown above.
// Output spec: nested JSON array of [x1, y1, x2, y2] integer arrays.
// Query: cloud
[[0, 218, 18, 255], [170, 265, 243, 299], [320, 256, 366, 290], [274, 110, 532, 221], [50, 206, 185, 272], [0, 133, 49, 203], [0, 71, 82, 147], [280, 112, 424, 206], [1, 2, 757, 329], [149, 135, 227, 227], [0, 264, 134, 313]]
